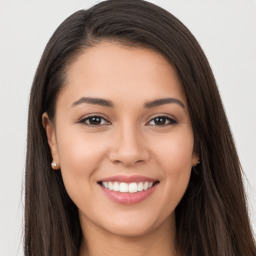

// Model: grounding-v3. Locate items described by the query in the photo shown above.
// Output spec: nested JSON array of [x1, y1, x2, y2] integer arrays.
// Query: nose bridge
[[109, 121, 149, 166], [120, 123, 140, 151]]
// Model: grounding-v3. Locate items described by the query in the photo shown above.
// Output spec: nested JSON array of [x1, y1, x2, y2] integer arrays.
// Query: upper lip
[[99, 175, 158, 183]]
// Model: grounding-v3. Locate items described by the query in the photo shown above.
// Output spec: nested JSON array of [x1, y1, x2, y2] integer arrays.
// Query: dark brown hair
[[25, 0, 256, 255]]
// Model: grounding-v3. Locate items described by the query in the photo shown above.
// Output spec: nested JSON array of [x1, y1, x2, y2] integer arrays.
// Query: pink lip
[[98, 175, 159, 205], [99, 175, 157, 183], [99, 183, 158, 205]]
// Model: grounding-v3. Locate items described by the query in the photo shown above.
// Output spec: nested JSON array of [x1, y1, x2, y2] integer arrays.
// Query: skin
[[43, 42, 199, 256]]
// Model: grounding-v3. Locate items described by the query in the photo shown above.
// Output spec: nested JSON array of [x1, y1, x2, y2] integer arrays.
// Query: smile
[[98, 175, 160, 204], [99, 181, 159, 193]]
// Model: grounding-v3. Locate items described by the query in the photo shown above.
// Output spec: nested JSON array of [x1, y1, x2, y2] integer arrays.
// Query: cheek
[[56, 128, 108, 202], [152, 129, 194, 204], [57, 127, 108, 170], [153, 128, 194, 171]]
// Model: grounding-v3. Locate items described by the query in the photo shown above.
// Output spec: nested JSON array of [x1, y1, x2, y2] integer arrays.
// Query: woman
[[25, 0, 256, 255]]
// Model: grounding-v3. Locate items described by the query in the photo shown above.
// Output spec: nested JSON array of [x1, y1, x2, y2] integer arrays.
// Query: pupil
[[155, 117, 165, 125], [90, 117, 101, 125]]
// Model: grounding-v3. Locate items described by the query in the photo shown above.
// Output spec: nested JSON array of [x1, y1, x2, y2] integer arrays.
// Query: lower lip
[[99, 184, 159, 205]]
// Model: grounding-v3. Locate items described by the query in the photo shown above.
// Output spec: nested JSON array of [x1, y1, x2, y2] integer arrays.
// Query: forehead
[[60, 42, 186, 106]]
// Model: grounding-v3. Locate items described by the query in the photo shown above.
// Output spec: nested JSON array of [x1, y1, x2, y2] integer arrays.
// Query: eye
[[78, 115, 111, 126], [147, 116, 177, 126]]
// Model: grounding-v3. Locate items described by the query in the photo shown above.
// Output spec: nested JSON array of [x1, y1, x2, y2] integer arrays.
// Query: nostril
[[108, 143, 150, 167]]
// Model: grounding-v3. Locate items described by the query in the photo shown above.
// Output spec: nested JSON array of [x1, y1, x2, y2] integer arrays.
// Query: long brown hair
[[25, 0, 256, 255]]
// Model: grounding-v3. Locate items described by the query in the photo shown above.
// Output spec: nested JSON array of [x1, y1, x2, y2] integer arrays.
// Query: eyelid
[[76, 113, 177, 127], [77, 113, 111, 126], [146, 114, 177, 126]]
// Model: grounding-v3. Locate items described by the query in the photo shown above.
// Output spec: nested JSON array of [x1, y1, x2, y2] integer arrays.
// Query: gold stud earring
[[51, 162, 57, 170]]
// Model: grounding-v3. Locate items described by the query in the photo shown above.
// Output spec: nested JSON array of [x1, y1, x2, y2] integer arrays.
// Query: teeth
[[102, 182, 108, 189], [138, 182, 144, 191], [129, 182, 137, 193], [113, 182, 119, 191], [101, 181, 156, 193], [108, 182, 113, 191], [143, 181, 149, 190], [119, 182, 128, 192]]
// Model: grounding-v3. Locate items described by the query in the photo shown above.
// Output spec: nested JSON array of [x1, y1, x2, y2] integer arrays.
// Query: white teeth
[[137, 182, 144, 191], [101, 181, 156, 193], [113, 182, 119, 191], [119, 182, 129, 192], [102, 182, 108, 189], [143, 182, 149, 190], [129, 182, 137, 193], [108, 182, 113, 191]]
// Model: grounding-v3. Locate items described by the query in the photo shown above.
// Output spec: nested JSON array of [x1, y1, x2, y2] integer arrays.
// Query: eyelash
[[78, 115, 111, 127], [78, 114, 177, 127], [146, 116, 177, 126]]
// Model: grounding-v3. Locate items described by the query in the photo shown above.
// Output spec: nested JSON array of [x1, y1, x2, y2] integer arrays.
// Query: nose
[[108, 124, 150, 167]]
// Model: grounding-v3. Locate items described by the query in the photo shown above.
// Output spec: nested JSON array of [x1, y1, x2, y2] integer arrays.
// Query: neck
[[79, 214, 180, 256]]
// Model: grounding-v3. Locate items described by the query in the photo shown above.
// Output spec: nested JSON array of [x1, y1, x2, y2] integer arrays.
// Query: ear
[[42, 112, 60, 169], [192, 151, 200, 167], [192, 136, 200, 167]]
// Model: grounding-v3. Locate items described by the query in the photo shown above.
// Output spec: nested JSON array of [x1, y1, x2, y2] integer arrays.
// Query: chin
[[99, 210, 172, 238], [104, 221, 155, 237]]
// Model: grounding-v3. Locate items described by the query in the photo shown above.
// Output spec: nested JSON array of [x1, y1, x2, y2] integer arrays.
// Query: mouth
[[97, 180, 160, 193], [97, 175, 160, 204]]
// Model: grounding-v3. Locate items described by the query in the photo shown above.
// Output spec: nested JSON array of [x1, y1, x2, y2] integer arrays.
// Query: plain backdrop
[[0, 0, 255, 255]]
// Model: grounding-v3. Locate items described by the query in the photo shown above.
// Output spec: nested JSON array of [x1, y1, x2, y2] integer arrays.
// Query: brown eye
[[147, 116, 177, 126], [79, 116, 110, 126]]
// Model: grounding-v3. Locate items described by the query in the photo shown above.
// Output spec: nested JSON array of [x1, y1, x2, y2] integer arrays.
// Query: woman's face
[[44, 42, 198, 237]]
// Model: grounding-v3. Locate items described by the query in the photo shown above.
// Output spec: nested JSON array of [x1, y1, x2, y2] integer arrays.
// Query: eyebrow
[[72, 97, 114, 107], [71, 97, 185, 109], [144, 98, 185, 109]]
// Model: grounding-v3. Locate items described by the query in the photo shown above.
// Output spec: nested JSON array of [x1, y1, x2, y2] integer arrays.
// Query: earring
[[193, 160, 200, 175], [51, 161, 57, 170]]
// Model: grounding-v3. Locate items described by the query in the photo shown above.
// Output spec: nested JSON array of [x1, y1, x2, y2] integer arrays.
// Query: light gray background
[[0, 0, 255, 255]]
